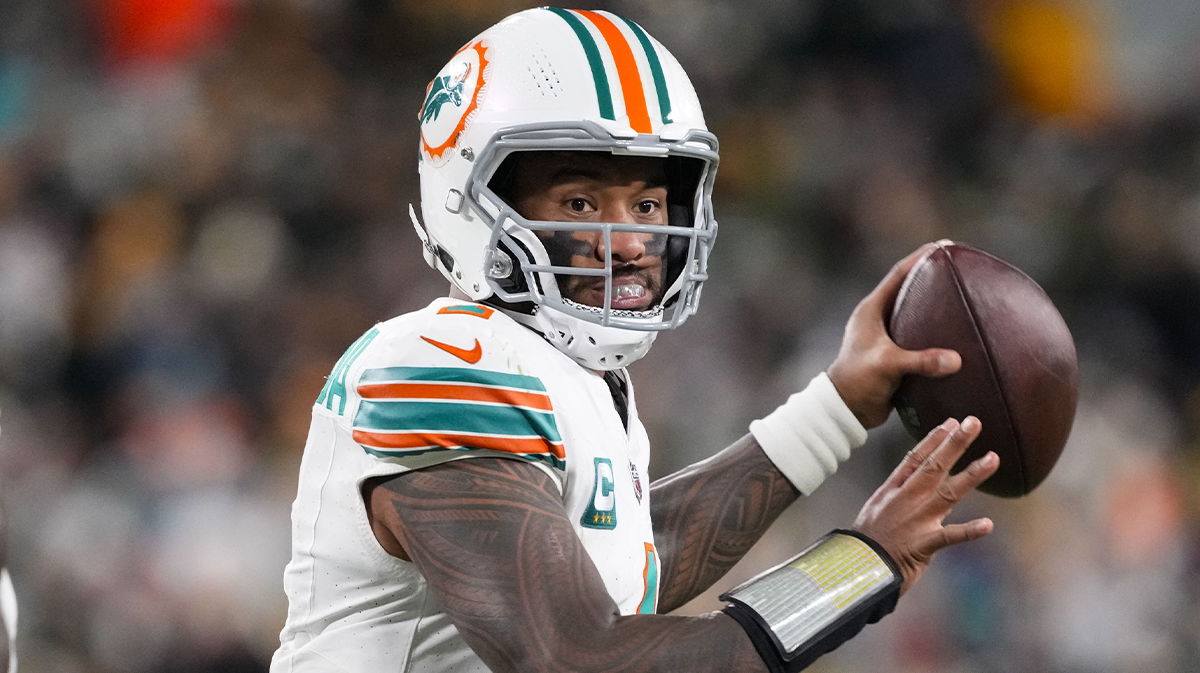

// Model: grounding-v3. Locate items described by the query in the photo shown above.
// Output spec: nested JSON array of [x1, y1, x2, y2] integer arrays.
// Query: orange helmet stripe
[[576, 10, 653, 134]]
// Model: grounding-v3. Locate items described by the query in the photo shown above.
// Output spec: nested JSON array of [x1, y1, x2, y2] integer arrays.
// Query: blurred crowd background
[[0, 0, 1198, 671]]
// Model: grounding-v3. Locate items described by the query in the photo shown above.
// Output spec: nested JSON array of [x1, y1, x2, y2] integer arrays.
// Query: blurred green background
[[1, 0, 1199, 671]]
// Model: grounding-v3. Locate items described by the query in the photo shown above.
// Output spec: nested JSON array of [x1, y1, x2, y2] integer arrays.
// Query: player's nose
[[597, 229, 646, 262], [595, 202, 647, 262]]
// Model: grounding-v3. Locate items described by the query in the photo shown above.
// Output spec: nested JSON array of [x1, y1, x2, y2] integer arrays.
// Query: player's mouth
[[571, 273, 658, 311], [608, 280, 650, 310]]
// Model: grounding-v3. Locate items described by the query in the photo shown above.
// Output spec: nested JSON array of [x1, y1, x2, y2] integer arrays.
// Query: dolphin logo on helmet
[[419, 62, 474, 125]]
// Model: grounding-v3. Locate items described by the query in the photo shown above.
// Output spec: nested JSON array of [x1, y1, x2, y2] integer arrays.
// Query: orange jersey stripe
[[357, 382, 554, 411], [576, 10, 652, 134], [353, 429, 566, 459]]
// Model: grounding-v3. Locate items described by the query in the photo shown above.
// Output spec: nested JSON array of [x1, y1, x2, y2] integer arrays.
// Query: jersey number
[[318, 327, 379, 415]]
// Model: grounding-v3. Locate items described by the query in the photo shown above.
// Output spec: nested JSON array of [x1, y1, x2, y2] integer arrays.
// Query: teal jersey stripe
[[638, 547, 659, 613], [360, 366, 546, 392], [442, 304, 490, 316], [364, 445, 566, 471], [546, 7, 615, 121], [356, 400, 562, 442], [618, 16, 672, 125]]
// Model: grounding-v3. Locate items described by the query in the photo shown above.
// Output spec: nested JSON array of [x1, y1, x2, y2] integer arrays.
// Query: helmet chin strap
[[521, 306, 657, 372]]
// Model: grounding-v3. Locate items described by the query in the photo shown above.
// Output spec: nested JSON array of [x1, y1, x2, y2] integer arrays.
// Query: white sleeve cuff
[[749, 373, 868, 495]]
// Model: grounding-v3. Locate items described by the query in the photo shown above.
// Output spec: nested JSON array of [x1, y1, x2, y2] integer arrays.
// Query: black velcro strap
[[722, 602, 787, 673]]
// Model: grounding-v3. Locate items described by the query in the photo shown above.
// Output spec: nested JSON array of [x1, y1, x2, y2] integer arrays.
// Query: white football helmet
[[411, 8, 719, 370]]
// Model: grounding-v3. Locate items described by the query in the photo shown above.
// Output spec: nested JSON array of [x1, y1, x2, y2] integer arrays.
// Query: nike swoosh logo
[[421, 336, 482, 364]]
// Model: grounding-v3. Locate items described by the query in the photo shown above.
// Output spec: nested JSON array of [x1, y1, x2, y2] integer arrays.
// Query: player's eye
[[568, 198, 591, 213], [636, 200, 659, 215]]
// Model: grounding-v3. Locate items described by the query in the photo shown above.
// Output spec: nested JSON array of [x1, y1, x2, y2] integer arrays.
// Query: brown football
[[887, 241, 1078, 497]]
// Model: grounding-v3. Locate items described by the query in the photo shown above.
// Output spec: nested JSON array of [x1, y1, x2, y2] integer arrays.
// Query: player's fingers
[[940, 451, 999, 504], [912, 518, 994, 559], [862, 242, 940, 312], [912, 416, 981, 487], [891, 346, 961, 379], [927, 451, 998, 513], [888, 419, 958, 488]]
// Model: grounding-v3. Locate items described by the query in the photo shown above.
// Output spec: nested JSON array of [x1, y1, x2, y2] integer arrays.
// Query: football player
[[272, 9, 997, 673]]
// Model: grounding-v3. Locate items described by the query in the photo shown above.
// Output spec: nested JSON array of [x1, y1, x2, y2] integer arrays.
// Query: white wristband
[[749, 373, 868, 495]]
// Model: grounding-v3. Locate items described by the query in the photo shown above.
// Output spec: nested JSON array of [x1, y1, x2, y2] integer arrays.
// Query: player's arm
[[650, 243, 966, 611], [367, 458, 768, 673], [366, 414, 995, 673], [649, 434, 799, 613]]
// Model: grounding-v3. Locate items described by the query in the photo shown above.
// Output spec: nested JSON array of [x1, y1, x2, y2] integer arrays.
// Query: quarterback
[[272, 8, 997, 673]]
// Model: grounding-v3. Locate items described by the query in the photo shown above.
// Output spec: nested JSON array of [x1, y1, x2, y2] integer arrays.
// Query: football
[[887, 241, 1079, 497]]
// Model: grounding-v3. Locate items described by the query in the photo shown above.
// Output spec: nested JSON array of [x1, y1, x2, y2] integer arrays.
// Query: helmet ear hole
[[436, 246, 458, 278]]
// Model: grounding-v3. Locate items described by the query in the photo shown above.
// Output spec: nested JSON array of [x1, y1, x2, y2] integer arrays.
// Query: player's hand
[[827, 242, 961, 428], [853, 416, 997, 595]]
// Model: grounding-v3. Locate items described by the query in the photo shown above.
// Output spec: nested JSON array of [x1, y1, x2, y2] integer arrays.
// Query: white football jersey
[[271, 298, 659, 673]]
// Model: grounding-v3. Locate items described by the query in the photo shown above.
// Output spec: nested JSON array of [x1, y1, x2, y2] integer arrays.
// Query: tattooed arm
[[365, 457, 770, 673], [649, 434, 799, 613]]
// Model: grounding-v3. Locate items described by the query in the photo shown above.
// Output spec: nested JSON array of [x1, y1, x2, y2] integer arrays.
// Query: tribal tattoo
[[649, 434, 801, 612], [369, 458, 769, 673]]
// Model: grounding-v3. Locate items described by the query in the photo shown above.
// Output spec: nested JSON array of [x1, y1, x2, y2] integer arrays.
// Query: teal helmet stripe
[[615, 15, 673, 125], [545, 7, 615, 121]]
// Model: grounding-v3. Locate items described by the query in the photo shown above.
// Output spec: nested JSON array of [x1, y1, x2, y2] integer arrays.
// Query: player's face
[[506, 152, 669, 312]]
